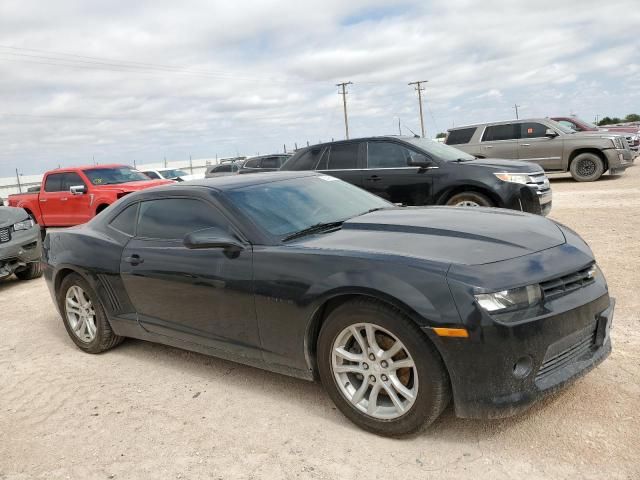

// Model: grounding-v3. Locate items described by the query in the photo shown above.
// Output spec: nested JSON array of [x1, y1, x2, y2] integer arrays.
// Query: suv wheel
[[317, 299, 450, 437], [570, 153, 605, 182], [15, 262, 43, 280], [446, 192, 493, 207]]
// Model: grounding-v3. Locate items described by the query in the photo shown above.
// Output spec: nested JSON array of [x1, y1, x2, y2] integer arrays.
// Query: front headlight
[[475, 284, 542, 312], [13, 218, 34, 231], [493, 172, 536, 185]]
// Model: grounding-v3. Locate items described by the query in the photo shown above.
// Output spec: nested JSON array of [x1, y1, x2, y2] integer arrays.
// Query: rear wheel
[[446, 191, 493, 207], [317, 299, 450, 437], [570, 153, 604, 182], [15, 262, 43, 280], [58, 273, 123, 353]]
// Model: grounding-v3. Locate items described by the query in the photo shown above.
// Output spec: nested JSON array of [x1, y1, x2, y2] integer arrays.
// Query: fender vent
[[0, 227, 11, 243], [97, 274, 122, 312]]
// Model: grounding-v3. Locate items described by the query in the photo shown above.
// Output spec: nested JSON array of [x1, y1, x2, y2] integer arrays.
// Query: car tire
[[446, 191, 493, 207], [317, 299, 450, 437], [57, 273, 124, 354], [570, 153, 605, 182], [15, 262, 43, 280]]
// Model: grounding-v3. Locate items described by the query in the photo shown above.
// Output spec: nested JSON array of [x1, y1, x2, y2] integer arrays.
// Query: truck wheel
[[317, 299, 450, 437], [570, 153, 604, 182], [58, 273, 124, 353], [446, 192, 493, 207], [15, 262, 43, 280]]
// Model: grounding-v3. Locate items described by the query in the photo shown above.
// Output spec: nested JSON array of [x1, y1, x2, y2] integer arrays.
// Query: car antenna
[[403, 123, 419, 137]]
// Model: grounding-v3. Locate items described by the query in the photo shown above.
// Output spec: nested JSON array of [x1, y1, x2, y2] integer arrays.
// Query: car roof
[[297, 135, 419, 150], [48, 163, 130, 172], [448, 118, 551, 130], [146, 171, 321, 193]]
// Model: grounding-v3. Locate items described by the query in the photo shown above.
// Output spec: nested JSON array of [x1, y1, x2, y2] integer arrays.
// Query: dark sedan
[[43, 172, 613, 436]]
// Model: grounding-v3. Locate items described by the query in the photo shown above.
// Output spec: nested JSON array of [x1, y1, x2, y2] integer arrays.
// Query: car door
[[364, 140, 434, 205], [479, 123, 519, 159], [40, 173, 66, 226], [317, 142, 364, 187], [517, 122, 563, 170], [119, 196, 260, 358]]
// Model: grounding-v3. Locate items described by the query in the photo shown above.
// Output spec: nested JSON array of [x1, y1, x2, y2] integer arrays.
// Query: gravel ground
[[1, 167, 639, 480]]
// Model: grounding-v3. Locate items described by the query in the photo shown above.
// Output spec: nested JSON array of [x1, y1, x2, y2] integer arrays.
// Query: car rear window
[[44, 173, 64, 192], [137, 198, 224, 240], [482, 124, 520, 141], [445, 128, 476, 145]]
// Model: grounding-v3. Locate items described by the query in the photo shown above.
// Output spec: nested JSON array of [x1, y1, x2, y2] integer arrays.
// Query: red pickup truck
[[8, 164, 172, 227]]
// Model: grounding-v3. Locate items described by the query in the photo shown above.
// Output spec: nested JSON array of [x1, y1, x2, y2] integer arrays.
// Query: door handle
[[40, 198, 47, 202], [520, 143, 531, 147], [483, 145, 493, 148], [124, 254, 144, 266], [61, 198, 68, 201], [366, 175, 382, 182]]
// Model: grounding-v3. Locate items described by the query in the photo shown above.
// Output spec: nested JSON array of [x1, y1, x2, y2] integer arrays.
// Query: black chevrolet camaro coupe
[[43, 172, 613, 436]]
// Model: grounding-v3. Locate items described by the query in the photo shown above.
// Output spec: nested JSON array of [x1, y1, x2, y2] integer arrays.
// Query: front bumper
[[605, 148, 633, 174], [0, 225, 42, 278]]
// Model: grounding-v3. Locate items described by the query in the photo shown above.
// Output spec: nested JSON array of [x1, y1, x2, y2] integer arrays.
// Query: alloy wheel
[[331, 323, 419, 420], [65, 285, 97, 343], [454, 200, 480, 207], [577, 158, 597, 177]]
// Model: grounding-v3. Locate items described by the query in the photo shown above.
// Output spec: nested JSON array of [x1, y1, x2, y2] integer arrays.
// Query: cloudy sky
[[0, 0, 638, 176]]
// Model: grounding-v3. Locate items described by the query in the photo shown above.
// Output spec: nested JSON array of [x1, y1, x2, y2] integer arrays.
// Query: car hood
[[97, 179, 174, 191], [570, 131, 624, 140], [297, 207, 566, 266], [0, 206, 28, 228], [463, 158, 544, 173]]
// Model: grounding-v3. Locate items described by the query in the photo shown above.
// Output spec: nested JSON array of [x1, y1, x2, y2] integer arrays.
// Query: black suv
[[280, 136, 552, 215], [239, 154, 292, 174]]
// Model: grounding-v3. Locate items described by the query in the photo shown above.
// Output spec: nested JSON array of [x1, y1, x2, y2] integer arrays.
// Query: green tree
[[598, 116, 623, 126], [624, 114, 640, 122], [435, 132, 447, 139]]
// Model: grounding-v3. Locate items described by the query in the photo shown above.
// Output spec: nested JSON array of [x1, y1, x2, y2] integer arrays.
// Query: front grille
[[0, 228, 11, 243], [540, 265, 595, 300], [536, 323, 597, 381]]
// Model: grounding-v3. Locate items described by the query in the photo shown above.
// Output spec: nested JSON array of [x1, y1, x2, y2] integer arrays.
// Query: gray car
[[0, 206, 43, 281], [446, 118, 634, 181]]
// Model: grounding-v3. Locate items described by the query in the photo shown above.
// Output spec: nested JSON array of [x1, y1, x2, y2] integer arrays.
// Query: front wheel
[[570, 153, 605, 182], [446, 191, 493, 207], [15, 262, 43, 280], [317, 299, 450, 437]]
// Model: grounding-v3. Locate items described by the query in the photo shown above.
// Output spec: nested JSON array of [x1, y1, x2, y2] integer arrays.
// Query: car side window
[[521, 123, 548, 138], [445, 128, 476, 145], [44, 173, 64, 192], [145, 171, 161, 179], [558, 120, 577, 130], [261, 157, 279, 169], [136, 198, 228, 240], [216, 165, 232, 173], [327, 143, 359, 170], [367, 142, 411, 168], [61, 172, 86, 191], [482, 124, 519, 141], [287, 148, 325, 170], [110, 203, 139, 236], [244, 159, 260, 168]]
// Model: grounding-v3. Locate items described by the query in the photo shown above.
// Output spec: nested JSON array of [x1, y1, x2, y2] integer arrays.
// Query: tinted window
[[521, 123, 548, 138], [445, 128, 476, 145], [482, 124, 519, 141], [367, 142, 410, 168], [215, 165, 232, 173], [144, 171, 161, 179], [110, 203, 138, 236], [261, 157, 279, 169], [285, 148, 325, 171], [44, 173, 64, 192], [137, 199, 225, 240], [61, 172, 86, 191], [244, 159, 260, 168], [327, 143, 359, 170], [84, 167, 149, 185]]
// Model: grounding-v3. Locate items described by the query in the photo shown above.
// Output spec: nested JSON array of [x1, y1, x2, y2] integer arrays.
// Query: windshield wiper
[[283, 221, 345, 242]]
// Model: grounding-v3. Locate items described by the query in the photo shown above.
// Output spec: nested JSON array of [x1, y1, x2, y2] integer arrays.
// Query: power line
[[336, 81, 353, 140], [408, 80, 428, 137]]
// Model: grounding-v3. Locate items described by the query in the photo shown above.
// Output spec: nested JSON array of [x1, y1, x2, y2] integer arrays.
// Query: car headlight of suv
[[475, 284, 542, 312], [13, 218, 34, 231], [493, 172, 536, 185]]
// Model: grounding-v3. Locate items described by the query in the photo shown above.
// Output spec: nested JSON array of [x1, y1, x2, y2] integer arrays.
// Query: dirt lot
[[1, 166, 639, 480]]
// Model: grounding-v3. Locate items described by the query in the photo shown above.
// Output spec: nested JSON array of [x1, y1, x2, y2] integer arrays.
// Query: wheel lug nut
[[362, 363, 369, 370], [369, 353, 375, 361], [381, 360, 388, 368], [369, 375, 376, 383], [381, 374, 388, 382]]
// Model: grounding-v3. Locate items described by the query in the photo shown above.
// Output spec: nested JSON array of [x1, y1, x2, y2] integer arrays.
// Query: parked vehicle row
[[551, 116, 640, 151], [43, 172, 613, 436], [445, 118, 634, 181], [141, 168, 203, 182]]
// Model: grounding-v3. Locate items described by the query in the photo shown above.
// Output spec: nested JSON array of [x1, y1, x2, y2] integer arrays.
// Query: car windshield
[[83, 167, 151, 185], [547, 119, 576, 134], [160, 169, 188, 178], [404, 137, 475, 161], [226, 175, 391, 238]]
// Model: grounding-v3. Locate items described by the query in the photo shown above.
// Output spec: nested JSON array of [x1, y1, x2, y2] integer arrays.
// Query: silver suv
[[446, 118, 634, 181]]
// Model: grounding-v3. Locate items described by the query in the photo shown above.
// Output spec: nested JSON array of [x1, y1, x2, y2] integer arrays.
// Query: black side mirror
[[545, 128, 559, 138], [408, 154, 433, 168], [70, 185, 87, 195], [183, 227, 244, 252]]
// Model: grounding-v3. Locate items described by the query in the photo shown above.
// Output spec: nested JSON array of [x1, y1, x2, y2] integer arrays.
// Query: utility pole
[[514, 104, 520, 120], [336, 81, 353, 139], [15, 168, 22, 193], [594, 114, 600, 125], [408, 80, 428, 137], [189, 154, 193, 174]]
